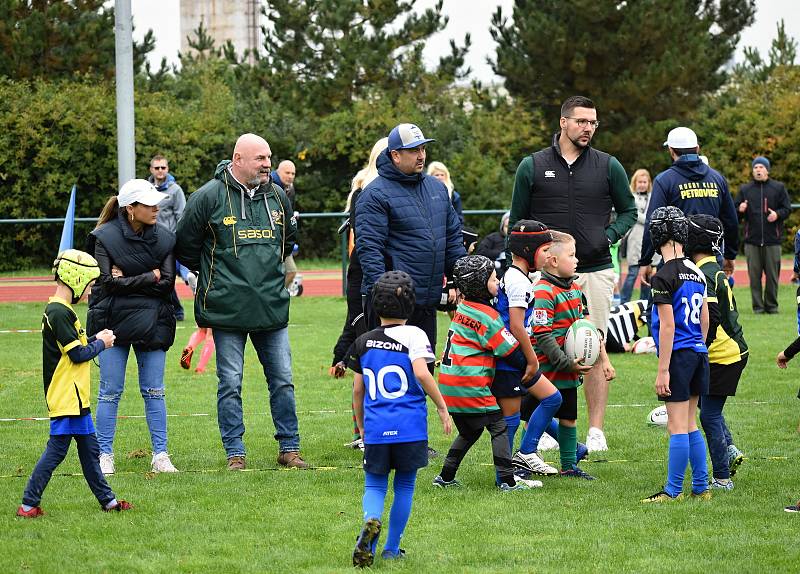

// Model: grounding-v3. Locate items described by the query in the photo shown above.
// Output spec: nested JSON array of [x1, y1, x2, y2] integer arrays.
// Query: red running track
[[0, 269, 345, 302], [1, 265, 796, 303]]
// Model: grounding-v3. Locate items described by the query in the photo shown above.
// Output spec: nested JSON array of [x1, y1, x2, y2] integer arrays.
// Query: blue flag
[[58, 185, 77, 253]]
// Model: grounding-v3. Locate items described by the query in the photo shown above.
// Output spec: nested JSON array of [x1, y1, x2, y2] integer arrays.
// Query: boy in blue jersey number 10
[[348, 271, 451, 567], [642, 206, 712, 503]]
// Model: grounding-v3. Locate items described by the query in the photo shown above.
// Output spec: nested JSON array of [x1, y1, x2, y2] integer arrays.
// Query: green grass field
[[1, 288, 800, 572]]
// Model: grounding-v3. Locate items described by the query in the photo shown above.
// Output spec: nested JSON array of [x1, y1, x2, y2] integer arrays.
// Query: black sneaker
[[560, 464, 595, 480], [352, 518, 381, 568]]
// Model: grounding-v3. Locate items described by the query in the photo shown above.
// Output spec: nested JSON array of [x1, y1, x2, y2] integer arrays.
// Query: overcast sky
[[133, 0, 799, 80]]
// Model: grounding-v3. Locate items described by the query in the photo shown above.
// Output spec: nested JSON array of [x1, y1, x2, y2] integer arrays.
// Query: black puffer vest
[[530, 137, 612, 271], [87, 218, 176, 350]]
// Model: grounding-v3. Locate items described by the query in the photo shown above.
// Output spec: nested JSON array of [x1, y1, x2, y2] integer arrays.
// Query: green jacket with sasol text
[[175, 160, 297, 332]]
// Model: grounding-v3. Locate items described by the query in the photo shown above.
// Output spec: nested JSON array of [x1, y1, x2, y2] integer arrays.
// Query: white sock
[[104, 499, 118, 510], [21, 504, 34, 512]]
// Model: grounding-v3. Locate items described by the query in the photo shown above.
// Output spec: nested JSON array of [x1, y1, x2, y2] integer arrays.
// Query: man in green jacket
[[175, 133, 306, 470], [510, 95, 636, 452]]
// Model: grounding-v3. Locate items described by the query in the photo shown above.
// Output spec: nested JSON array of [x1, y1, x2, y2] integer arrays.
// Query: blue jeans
[[699, 394, 733, 479], [213, 328, 300, 457], [22, 433, 115, 508], [96, 345, 168, 454], [620, 265, 652, 304]]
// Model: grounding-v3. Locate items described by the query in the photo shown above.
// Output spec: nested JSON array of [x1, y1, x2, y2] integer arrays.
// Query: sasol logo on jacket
[[238, 228, 275, 239], [544, 170, 556, 178]]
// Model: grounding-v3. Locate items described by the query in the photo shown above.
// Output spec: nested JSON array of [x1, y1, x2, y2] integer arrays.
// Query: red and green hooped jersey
[[532, 278, 587, 389], [439, 300, 519, 414]]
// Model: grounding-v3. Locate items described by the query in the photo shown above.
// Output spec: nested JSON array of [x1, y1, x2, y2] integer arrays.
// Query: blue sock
[[384, 470, 417, 554], [363, 472, 388, 552], [665, 433, 689, 497], [688, 429, 709, 494], [504, 413, 521, 453], [545, 418, 559, 440], [520, 391, 562, 454]]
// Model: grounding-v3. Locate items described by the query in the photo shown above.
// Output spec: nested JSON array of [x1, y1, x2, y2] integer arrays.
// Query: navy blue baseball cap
[[387, 123, 435, 151]]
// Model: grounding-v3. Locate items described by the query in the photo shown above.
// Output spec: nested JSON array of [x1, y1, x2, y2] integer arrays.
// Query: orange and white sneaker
[[180, 347, 193, 370]]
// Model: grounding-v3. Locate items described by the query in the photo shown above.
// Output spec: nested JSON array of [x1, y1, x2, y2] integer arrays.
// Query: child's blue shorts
[[660, 348, 709, 402], [363, 440, 428, 475]]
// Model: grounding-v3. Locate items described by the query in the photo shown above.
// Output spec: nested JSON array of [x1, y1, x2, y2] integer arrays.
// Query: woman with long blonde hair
[[620, 168, 653, 303], [331, 137, 389, 449], [332, 137, 387, 367], [427, 161, 463, 225]]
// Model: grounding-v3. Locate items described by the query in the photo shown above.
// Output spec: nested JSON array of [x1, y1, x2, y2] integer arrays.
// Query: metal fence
[[0, 210, 508, 295], [6, 206, 796, 295]]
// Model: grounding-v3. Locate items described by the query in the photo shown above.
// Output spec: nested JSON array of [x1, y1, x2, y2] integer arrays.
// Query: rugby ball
[[631, 336, 657, 354], [647, 405, 668, 427], [563, 319, 601, 366]]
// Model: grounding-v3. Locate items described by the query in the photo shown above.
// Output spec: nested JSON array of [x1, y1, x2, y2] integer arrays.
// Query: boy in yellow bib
[[17, 250, 131, 517]]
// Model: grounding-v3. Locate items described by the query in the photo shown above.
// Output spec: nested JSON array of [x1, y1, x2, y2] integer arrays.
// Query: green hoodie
[[175, 160, 297, 332]]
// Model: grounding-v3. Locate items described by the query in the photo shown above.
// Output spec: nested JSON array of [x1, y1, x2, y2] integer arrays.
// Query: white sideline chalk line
[[0, 402, 780, 423], [0, 456, 789, 480]]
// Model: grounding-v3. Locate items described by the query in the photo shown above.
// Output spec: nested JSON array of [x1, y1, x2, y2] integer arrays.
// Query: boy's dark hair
[[561, 96, 595, 118], [372, 271, 415, 319], [649, 206, 688, 250], [686, 214, 723, 256]]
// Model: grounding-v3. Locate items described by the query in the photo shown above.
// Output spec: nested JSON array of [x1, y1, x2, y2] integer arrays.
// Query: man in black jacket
[[735, 156, 791, 314], [509, 95, 636, 452]]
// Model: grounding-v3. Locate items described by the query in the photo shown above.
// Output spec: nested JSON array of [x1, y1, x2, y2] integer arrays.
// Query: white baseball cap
[[117, 179, 168, 207], [663, 127, 698, 149]]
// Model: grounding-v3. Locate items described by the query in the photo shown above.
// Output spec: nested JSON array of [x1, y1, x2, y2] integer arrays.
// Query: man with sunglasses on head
[[148, 154, 188, 320], [510, 95, 636, 453]]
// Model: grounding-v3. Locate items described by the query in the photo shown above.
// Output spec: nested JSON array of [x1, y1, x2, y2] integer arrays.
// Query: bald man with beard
[[176, 133, 307, 471]]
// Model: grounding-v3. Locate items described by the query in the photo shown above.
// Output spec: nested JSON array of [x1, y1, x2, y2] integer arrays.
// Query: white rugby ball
[[631, 336, 657, 354], [647, 405, 668, 427], [563, 319, 601, 366]]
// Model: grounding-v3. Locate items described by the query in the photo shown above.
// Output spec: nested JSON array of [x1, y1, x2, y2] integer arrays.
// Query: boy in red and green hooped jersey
[[532, 231, 612, 479], [434, 255, 542, 491]]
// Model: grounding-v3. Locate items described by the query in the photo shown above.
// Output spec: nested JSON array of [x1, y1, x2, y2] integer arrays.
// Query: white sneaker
[[500, 476, 543, 490], [538, 433, 560, 451], [343, 438, 365, 451], [586, 427, 608, 452], [512, 450, 559, 475], [151, 452, 179, 473], [99, 453, 115, 475]]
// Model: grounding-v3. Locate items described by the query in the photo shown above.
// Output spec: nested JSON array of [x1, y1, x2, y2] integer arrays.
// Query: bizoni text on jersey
[[366, 339, 404, 351]]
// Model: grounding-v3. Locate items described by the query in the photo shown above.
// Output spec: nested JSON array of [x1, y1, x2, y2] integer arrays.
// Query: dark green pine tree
[[489, 0, 755, 169], [733, 19, 798, 83], [254, 0, 470, 113], [0, 0, 154, 80]]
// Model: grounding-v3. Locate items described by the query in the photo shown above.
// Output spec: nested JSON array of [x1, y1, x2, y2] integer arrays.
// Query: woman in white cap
[[86, 179, 179, 475]]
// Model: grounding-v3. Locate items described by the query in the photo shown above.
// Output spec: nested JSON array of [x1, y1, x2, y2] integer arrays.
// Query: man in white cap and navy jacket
[[639, 126, 739, 285]]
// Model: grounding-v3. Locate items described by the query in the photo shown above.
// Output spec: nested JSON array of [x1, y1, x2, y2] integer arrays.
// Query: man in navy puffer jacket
[[639, 127, 739, 284], [356, 123, 465, 354]]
